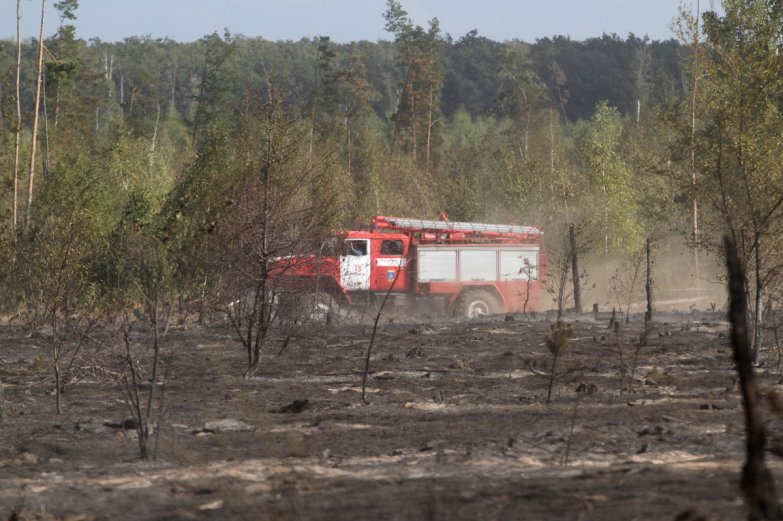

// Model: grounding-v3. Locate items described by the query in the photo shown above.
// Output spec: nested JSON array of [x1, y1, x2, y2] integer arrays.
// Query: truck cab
[[339, 232, 411, 295]]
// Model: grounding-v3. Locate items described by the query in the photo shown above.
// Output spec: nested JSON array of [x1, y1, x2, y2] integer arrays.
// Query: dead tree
[[569, 223, 582, 313], [609, 245, 645, 323], [26, 0, 46, 231], [725, 234, 780, 520], [645, 237, 653, 324], [361, 270, 401, 404], [118, 317, 164, 460]]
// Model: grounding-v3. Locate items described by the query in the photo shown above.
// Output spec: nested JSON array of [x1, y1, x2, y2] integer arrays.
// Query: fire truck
[[269, 215, 547, 319]]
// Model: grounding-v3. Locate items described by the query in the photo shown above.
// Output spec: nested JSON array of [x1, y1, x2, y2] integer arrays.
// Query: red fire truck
[[269, 215, 547, 319]]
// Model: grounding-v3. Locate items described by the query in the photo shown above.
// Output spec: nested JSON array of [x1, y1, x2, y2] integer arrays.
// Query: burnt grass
[[1, 310, 782, 520]]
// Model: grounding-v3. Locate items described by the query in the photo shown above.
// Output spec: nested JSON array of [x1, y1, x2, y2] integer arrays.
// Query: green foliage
[[192, 31, 238, 147], [385, 0, 445, 170], [689, 0, 783, 352], [530, 34, 682, 122], [439, 108, 504, 221], [497, 41, 548, 123], [698, 0, 783, 234], [579, 102, 644, 254], [441, 30, 503, 118], [13, 154, 106, 318]]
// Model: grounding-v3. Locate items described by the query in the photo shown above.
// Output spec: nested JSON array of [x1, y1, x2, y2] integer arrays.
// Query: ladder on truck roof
[[373, 216, 542, 237]]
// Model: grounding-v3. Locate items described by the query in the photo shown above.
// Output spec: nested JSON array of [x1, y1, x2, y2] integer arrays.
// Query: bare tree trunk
[[168, 60, 177, 117], [53, 81, 60, 132], [569, 223, 582, 313], [146, 286, 161, 421], [546, 352, 560, 404], [346, 119, 353, 178], [26, 0, 46, 231], [409, 72, 417, 166], [690, 0, 701, 289], [150, 102, 160, 165], [244, 149, 273, 378], [752, 232, 763, 366], [725, 235, 779, 520], [645, 237, 653, 324], [361, 271, 400, 404], [53, 314, 61, 414], [13, 0, 22, 236], [425, 72, 434, 173]]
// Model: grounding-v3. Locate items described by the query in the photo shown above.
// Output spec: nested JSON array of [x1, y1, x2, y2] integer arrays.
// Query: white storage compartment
[[419, 245, 539, 283], [418, 249, 458, 282]]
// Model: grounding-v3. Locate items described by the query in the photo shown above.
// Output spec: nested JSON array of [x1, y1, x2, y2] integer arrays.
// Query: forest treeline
[[0, 28, 683, 130], [0, 0, 781, 371]]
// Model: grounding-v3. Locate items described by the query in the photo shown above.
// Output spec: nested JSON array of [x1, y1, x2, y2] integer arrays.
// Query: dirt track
[[1, 310, 781, 520]]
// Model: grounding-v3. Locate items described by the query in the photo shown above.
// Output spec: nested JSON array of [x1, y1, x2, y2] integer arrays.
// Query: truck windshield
[[343, 240, 367, 256], [380, 239, 404, 255]]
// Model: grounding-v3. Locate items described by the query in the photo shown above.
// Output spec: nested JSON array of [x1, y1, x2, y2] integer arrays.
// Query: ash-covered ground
[[1, 308, 781, 520]]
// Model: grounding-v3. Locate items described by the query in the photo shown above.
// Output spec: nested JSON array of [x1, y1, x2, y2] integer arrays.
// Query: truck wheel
[[277, 291, 337, 325], [303, 292, 338, 324], [456, 289, 501, 319]]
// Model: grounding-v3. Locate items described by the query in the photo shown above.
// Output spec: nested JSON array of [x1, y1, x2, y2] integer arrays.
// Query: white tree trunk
[[26, 0, 46, 231]]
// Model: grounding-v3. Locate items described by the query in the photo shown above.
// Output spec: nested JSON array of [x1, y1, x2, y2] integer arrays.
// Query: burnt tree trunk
[[645, 237, 653, 324], [725, 235, 779, 521], [753, 231, 763, 366], [569, 223, 582, 313]]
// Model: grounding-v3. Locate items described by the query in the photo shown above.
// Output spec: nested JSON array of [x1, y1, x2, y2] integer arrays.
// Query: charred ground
[[1, 310, 780, 520]]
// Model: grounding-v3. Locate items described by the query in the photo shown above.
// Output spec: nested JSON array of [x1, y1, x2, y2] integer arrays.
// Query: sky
[[3, 0, 719, 44]]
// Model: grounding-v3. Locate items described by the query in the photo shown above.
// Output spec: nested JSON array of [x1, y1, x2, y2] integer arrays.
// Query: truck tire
[[277, 290, 337, 325], [456, 289, 501, 319], [303, 291, 338, 324]]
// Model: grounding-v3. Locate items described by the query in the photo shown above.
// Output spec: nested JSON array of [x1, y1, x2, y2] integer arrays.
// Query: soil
[[1, 308, 782, 521]]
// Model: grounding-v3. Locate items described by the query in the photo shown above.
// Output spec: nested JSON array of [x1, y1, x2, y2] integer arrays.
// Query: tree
[[227, 94, 345, 376], [579, 102, 643, 255], [438, 107, 499, 220], [111, 205, 171, 460], [308, 36, 340, 147], [384, 0, 444, 172], [50, 0, 80, 133], [16, 151, 108, 413], [165, 89, 345, 377], [334, 48, 375, 183], [191, 31, 237, 148], [696, 0, 783, 364], [25, 0, 46, 231], [673, 0, 708, 287], [497, 40, 547, 163]]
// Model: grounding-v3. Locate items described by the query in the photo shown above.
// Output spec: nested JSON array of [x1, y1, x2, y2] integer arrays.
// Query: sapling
[[519, 258, 536, 320], [561, 402, 579, 465], [116, 302, 167, 460], [545, 320, 573, 404], [361, 268, 401, 404], [630, 320, 655, 383], [606, 319, 629, 396], [609, 245, 646, 323]]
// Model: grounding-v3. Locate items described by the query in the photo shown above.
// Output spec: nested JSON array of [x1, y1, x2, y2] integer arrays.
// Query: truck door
[[372, 239, 407, 291], [340, 239, 371, 291]]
